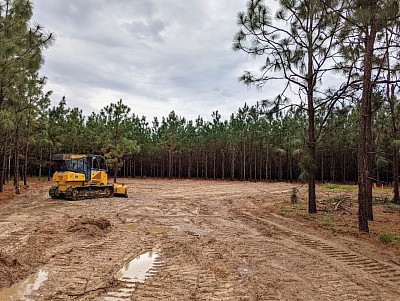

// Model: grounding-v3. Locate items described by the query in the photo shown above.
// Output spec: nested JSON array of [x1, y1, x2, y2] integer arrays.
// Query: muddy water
[[0, 269, 48, 301], [117, 251, 159, 283], [104, 251, 160, 301], [148, 226, 169, 234], [119, 223, 137, 231]]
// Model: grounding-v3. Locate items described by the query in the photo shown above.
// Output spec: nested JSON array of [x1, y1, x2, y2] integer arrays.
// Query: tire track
[[237, 211, 400, 299], [2, 180, 400, 300]]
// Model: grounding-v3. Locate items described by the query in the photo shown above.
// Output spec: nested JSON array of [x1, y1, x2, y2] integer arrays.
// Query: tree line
[[1, 0, 400, 233], [0, 96, 392, 193]]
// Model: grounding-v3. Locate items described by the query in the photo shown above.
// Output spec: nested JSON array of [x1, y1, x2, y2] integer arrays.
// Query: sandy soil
[[0, 179, 399, 300]]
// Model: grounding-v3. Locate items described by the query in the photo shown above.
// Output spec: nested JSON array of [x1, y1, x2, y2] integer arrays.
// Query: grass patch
[[278, 205, 289, 213], [303, 213, 336, 227], [386, 202, 400, 211], [317, 214, 336, 227], [303, 214, 317, 221], [372, 197, 389, 205], [322, 183, 357, 190], [378, 232, 400, 245], [324, 195, 345, 203]]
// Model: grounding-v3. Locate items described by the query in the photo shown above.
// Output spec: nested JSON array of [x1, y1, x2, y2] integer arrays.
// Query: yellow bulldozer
[[49, 154, 128, 200]]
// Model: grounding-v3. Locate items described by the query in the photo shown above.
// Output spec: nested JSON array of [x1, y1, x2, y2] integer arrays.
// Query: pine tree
[[234, 0, 348, 213]]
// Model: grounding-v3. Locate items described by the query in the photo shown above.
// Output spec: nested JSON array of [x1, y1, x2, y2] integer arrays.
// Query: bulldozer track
[[235, 211, 400, 298], [64, 185, 114, 200]]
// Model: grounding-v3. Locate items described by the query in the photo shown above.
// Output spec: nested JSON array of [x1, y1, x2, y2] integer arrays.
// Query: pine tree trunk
[[48, 148, 52, 181], [178, 153, 181, 179], [358, 22, 377, 232], [253, 146, 257, 181], [14, 125, 20, 194], [330, 154, 336, 182], [168, 148, 172, 179], [393, 142, 399, 205], [0, 148, 5, 192], [213, 150, 216, 179], [129, 156, 132, 177], [265, 145, 269, 180], [308, 142, 317, 213], [113, 162, 117, 183], [7, 153, 11, 183], [23, 114, 32, 186], [243, 142, 246, 180], [388, 62, 399, 204], [196, 154, 199, 179], [307, 20, 317, 214], [321, 155, 324, 183], [38, 144, 43, 179], [259, 146, 262, 181], [358, 111, 370, 232], [231, 145, 235, 180], [367, 103, 373, 220], [133, 156, 136, 177], [188, 153, 191, 178], [205, 151, 208, 180], [342, 152, 346, 183], [140, 156, 143, 177], [221, 150, 225, 180]]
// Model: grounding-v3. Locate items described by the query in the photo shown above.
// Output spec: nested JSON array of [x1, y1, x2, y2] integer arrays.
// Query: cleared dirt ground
[[0, 179, 400, 300]]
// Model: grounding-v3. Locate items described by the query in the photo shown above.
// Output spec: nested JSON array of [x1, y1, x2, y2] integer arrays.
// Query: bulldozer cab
[[91, 156, 107, 172], [53, 154, 108, 182]]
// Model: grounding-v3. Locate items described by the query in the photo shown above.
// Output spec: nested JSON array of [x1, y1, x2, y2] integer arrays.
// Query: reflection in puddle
[[117, 251, 159, 283], [238, 265, 251, 277], [104, 251, 161, 301], [0, 269, 48, 301]]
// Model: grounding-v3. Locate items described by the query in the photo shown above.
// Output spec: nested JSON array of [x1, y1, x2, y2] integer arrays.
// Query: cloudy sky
[[32, 0, 280, 121]]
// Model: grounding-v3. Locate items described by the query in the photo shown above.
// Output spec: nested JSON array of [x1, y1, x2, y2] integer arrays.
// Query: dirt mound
[[0, 250, 20, 268], [67, 217, 112, 237], [0, 250, 24, 288]]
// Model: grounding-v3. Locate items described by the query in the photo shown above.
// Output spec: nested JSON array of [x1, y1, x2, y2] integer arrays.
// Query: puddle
[[119, 223, 137, 231], [104, 252, 161, 300], [148, 226, 169, 234], [238, 265, 251, 277], [116, 251, 159, 283], [0, 269, 48, 301]]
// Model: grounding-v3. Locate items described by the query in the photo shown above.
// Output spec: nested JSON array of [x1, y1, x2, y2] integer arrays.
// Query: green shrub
[[378, 232, 399, 244], [291, 188, 298, 204], [372, 197, 389, 204], [322, 183, 357, 190]]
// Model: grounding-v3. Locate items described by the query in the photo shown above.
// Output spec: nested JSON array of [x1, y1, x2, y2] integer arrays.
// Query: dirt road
[[0, 179, 399, 300]]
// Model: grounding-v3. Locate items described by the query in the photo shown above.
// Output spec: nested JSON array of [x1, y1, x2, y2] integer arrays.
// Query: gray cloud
[[32, 0, 280, 121]]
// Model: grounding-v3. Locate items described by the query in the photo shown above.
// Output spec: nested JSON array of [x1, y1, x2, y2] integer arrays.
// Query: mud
[[0, 269, 48, 301], [67, 217, 112, 237], [0, 179, 399, 300]]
